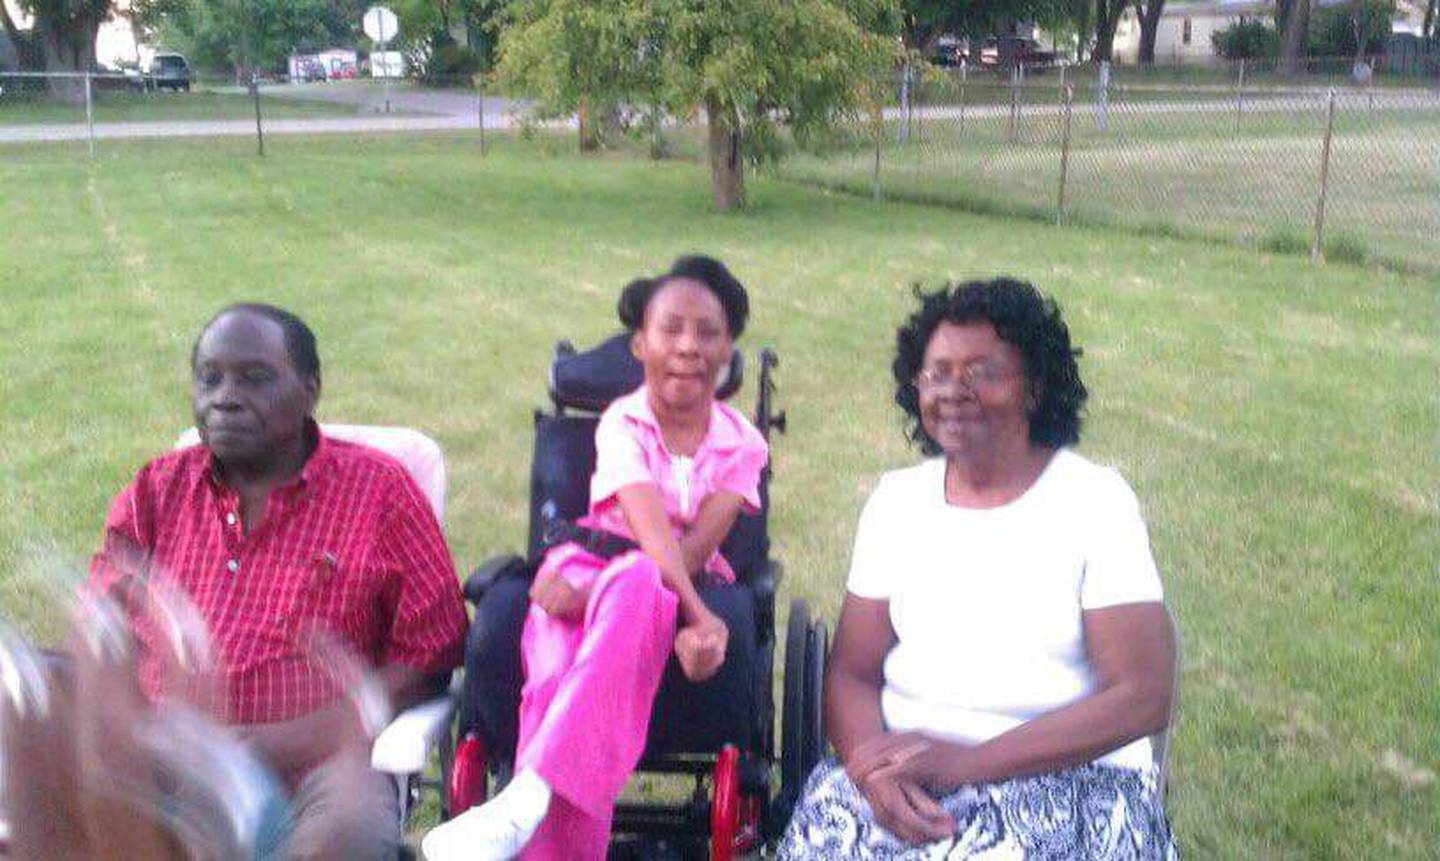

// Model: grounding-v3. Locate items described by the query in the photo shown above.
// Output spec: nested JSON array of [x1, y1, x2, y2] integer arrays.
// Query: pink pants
[[515, 550, 678, 861]]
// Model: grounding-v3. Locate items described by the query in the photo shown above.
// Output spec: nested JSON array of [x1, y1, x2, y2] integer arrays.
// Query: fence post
[[1310, 88, 1337, 262], [478, 79, 487, 155], [1096, 60, 1110, 132], [1234, 58, 1245, 133], [250, 71, 265, 157], [1007, 64, 1020, 144], [1057, 85, 1074, 225], [84, 69, 95, 158], [871, 98, 883, 202], [958, 59, 967, 138], [897, 63, 912, 145]]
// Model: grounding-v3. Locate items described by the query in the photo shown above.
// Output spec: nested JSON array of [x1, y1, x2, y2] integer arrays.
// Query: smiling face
[[917, 320, 1032, 458], [631, 278, 733, 413], [191, 311, 318, 472]]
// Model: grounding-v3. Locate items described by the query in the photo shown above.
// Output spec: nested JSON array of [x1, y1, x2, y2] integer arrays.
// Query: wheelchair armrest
[[464, 554, 529, 605], [370, 677, 463, 776]]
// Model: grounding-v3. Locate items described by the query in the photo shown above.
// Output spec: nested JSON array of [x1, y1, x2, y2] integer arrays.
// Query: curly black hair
[[893, 278, 1086, 454], [617, 254, 749, 338]]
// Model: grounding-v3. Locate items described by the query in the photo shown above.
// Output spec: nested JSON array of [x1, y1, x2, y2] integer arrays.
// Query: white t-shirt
[[846, 448, 1164, 772]]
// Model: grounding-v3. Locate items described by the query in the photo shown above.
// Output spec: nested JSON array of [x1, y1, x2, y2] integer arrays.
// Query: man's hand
[[673, 610, 727, 681], [528, 568, 589, 620]]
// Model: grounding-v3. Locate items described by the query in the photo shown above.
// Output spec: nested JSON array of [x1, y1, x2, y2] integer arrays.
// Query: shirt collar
[[615, 385, 748, 452], [204, 418, 331, 493]]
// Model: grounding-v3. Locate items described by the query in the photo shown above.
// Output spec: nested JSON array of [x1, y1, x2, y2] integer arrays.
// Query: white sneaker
[[421, 769, 551, 861]]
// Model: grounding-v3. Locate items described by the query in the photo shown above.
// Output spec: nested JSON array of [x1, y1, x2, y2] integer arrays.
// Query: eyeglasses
[[913, 361, 1010, 392]]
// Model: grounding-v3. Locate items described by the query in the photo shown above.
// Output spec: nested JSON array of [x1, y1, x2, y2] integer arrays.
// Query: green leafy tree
[[135, 0, 360, 75], [498, 0, 897, 211], [1309, 0, 1393, 60], [8, 0, 114, 99]]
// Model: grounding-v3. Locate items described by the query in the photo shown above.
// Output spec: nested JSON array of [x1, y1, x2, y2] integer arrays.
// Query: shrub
[[1212, 19, 1280, 59], [1308, 1, 1395, 58]]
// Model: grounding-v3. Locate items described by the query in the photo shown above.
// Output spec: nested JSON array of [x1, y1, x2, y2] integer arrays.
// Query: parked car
[[146, 53, 192, 91], [973, 36, 1057, 72]]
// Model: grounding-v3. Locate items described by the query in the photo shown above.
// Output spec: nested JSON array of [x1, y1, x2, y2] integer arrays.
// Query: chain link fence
[[779, 62, 1440, 273], [0, 71, 503, 155]]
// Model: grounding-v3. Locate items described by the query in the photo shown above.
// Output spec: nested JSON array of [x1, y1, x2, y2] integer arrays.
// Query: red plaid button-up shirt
[[90, 429, 469, 725]]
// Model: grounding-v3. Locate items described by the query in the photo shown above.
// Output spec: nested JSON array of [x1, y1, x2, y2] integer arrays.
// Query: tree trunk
[[1351, 0, 1367, 64], [1092, 0, 1125, 62], [33, 1, 105, 103], [1280, 0, 1310, 75], [577, 93, 600, 151], [1135, 0, 1165, 65], [1424, 0, 1436, 40], [705, 97, 744, 212]]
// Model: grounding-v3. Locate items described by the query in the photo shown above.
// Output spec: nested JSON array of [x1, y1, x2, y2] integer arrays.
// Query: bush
[[423, 43, 481, 84], [1308, 0, 1395, 58], [1212, 19, 1280, 59]]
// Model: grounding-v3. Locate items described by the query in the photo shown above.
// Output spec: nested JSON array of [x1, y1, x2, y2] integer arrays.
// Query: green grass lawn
[[1, 132, 1436, 857], [0, 88, 369, 125], [782, 91, 1440, 274]]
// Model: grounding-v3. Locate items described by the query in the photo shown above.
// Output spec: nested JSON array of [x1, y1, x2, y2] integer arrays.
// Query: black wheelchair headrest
[[548, 332, 745, 413]]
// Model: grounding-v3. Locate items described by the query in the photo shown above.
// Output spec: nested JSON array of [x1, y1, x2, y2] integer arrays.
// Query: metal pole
[[958, 59, 967, 138], [872, 98, 883, 202], [897, 63, 911, 145], [478, 80, 487, 155], [84, 70, 95, 158], [1097, 60, 1110, 132], [1235, 58, 1245, 133], [1057, 85, 1074, 225], [1310, 88, 1337, 262], [381, 17, 392, 114], [1008, 64, 1020, 144], [251, 71, 265, 157]]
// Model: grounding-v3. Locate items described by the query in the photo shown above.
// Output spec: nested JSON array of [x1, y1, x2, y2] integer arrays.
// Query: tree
[[135, 0, 359, 75], [1308, 0, 1393, 61], [1132, 0, 1164, 64], [9, 0, 114, 100], [1211, 18, 1279, 59], [1424, 0, 1435, 41], [499, 0, 897, 210], [1091, 0, 1125, 61], [1279, 0, 1310, 74]]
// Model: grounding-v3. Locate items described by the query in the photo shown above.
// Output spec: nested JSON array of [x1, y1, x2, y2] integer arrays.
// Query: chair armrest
[[464, 554, 529, 605], [370, 677, 462, 776]]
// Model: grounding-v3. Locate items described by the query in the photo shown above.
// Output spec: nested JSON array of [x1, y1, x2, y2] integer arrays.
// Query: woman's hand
[[846, 731, 956, 791], [529, 568, 589, 620], [673, 608, 728, 681]]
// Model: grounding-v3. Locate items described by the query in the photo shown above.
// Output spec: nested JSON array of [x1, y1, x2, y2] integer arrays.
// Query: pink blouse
[[571, 385, 768, 583]]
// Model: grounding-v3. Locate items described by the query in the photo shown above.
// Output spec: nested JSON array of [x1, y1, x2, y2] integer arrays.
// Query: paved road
[[2, 85, 1432, 145]]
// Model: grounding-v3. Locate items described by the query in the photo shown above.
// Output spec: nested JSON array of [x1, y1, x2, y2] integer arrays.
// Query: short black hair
[[617, 254, 750, 338], [192, 303, 321, 385], [893, 278, 1086, 453]]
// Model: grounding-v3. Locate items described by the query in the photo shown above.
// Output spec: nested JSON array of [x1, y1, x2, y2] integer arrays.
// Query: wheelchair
[[444, 333, 828, 859]]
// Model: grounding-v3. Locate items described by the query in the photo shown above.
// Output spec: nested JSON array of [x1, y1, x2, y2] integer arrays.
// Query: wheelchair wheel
[[448, 732, 489, 815], [803, 617, 828, 783], [778, 599, 823, 829]]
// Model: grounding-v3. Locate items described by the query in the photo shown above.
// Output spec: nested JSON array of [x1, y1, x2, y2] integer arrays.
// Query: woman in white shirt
[[779, 278, 1179, 859]]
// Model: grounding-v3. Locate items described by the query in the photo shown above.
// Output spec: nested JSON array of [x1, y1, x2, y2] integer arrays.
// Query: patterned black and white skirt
[[777, 756, 1178, 860]]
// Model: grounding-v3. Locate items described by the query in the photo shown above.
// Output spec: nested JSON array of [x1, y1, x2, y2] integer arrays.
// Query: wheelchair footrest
[[614, 802, 705, 837]]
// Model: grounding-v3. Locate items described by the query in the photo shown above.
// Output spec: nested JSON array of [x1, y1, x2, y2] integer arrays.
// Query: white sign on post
[[363, 6, 400, 109], [362, 6, 399, 43]]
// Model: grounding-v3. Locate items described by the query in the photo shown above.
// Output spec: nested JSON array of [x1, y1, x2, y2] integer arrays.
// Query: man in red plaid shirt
[[89, 303, 469, 859]]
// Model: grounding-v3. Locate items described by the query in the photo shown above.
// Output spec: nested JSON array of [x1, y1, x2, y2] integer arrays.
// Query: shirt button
[[225, 512, 237, 526], [226, 559, 240, 573]]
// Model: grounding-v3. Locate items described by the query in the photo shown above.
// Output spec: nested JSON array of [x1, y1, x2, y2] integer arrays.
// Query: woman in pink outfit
[[423, 255, 768, 861]]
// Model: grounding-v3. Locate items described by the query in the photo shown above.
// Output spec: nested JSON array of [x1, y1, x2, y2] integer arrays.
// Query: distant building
[[1112, 0, 1427, 64], [288, 48, 359, 81]]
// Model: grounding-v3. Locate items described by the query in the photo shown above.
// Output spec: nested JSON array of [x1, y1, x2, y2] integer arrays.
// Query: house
[[1112, 0, 1429, 64]]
